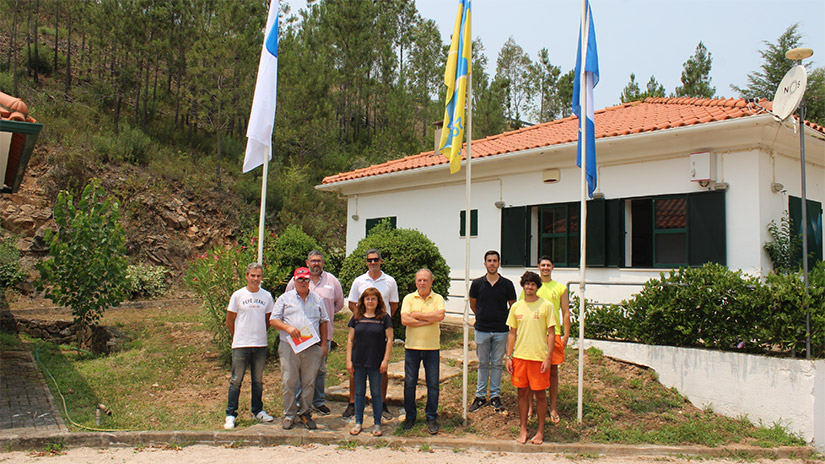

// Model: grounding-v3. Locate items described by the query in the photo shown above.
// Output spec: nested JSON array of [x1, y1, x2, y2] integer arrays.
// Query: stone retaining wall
[[4, 316, 125, 353]]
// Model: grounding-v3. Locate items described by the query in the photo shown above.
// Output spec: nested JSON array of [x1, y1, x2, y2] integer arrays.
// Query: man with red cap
[[270, 267, 329, 431]]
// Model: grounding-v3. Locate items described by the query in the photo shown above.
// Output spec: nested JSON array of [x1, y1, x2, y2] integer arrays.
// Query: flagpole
[[577, 0, 588, 424], [462, 48, 473, 423], [257, 159, 268, 264]]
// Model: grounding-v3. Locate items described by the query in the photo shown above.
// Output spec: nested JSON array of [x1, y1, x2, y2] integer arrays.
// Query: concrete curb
[[0, 429, 815, 459]]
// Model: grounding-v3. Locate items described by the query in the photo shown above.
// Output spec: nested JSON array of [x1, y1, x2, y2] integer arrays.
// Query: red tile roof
[[322, 97, 824, 185], [0, 91, 37, 124]]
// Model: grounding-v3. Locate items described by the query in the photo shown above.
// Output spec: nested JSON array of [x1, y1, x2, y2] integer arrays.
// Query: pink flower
[[192, 277, 198, 282], [214, 255, 219, 261]]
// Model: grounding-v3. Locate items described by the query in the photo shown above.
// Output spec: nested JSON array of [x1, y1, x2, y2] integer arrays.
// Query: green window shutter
[[790, 196, 824, 267], [688, 191, 726, 266], [605, 199, 625, 267], [501, 206, 529, 266], [459, 209, 479, 237], [366, 217, 396, 235], [586, 199, 606, 267]]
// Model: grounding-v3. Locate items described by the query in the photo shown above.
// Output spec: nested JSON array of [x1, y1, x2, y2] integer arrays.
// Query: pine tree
[[731, 23, 824, 125], [620, 73, 641, 103], [675, 41, 715, 98]]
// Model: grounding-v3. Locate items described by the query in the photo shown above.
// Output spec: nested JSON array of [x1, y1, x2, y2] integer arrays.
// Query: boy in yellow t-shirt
[[505, 271, 556, 445]]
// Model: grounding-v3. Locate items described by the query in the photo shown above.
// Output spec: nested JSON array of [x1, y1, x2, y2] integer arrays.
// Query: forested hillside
[[0, 0, 503, 262]]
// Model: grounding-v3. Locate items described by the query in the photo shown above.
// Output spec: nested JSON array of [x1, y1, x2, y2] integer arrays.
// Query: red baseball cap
[[294, 267, 311, 279]]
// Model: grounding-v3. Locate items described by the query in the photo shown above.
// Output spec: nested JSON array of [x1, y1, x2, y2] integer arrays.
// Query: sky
[[283, 0, 825, 112]]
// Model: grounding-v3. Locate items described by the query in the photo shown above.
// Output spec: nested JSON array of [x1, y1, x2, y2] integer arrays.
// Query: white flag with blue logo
[[243, 0, 279, 173], [572, 0, 599, 198]]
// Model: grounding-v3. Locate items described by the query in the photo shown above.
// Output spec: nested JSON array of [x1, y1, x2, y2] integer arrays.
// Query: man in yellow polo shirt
[[400, 269, 445, 435], [505, 271, 556, 445]]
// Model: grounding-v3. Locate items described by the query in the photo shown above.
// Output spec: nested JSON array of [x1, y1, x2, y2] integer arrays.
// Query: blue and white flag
[[572, 0, 599, 198], [243, 0, 279, 173]]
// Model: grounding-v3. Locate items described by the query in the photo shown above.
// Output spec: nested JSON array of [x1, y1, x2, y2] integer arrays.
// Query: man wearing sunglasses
[[344, 249, 399, 420], [284, 250, 344, 416]]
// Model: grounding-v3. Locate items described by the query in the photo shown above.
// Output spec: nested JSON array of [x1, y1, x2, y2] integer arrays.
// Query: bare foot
[[516, 429, 528, 444], [530, 434, 544, 445]]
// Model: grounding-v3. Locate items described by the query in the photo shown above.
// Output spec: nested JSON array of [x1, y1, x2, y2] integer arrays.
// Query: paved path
[[0, 350, 67, 436]]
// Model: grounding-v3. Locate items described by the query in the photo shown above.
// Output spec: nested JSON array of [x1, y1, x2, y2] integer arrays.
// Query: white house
[[317, 97, 825, 309]]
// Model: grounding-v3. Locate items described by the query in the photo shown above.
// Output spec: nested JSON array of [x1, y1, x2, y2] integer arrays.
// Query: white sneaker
[[224, 416, 235, 430], [255, 410, 274, 422]]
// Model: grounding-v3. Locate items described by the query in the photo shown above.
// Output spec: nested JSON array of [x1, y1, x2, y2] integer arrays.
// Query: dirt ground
[[1, 444, 816, 464]]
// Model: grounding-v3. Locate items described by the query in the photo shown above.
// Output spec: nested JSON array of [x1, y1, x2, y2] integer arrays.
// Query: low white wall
[[583, 339, 824, 450]]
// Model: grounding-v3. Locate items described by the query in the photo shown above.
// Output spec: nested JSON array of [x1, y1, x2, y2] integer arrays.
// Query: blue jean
[[296, 340, 330, 408], [353, 366, 383, 426], [475, 330, 508, 398], [404, 349, 439, 422], [226, 346, 267, 417]]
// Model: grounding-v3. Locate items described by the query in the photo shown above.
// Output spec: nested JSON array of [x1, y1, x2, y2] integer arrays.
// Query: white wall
[[584, 339, 825, 450], [339, 121, 825, 306]]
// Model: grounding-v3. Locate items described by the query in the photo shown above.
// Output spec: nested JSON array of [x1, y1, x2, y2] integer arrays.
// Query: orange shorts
[[551, 336, 565, 365], [511, 358, 550, 391]]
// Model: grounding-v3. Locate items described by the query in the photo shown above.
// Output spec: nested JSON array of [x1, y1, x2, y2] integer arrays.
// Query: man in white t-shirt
[[224, 263, 275, 430], [343, 248, 399, 420]]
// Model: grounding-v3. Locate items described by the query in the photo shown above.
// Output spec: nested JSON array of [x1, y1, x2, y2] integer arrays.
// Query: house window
[[459, 209, 478, 237], [366, 216, 396, 235], [654, 197, 688, 266], [789, 196, 824, 267], [539, 203, 579, 267], [500, 191, 725, 268]]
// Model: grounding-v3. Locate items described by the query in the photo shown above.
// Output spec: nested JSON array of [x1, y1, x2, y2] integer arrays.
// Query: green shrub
[[125, 264, 170, 300], [0, 240, 24, 289], [764, 213, 801, 274], [93, 125, 153, 165], [622, 264, 763, 349], [0, 72, 13, 94], [264, 224, 321, 295], [581, 262, 824, 358], [762, 263, 825, 357], [338, 221, 450, 341], [36, 180, 128, 351]]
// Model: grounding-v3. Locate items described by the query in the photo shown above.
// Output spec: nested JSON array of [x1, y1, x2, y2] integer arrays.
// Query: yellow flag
[[438, 0, 471, 174]]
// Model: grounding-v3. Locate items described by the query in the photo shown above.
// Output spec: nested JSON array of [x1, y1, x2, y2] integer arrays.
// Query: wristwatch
[[505, 354, 513, 360]]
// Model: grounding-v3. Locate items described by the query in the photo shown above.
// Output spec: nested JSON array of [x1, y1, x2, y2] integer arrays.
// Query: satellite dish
[[772, 65, 807, 121]]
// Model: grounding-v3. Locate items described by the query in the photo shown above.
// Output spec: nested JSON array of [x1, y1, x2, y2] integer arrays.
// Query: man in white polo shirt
[[343, 248, 399, 419], [224, 262, 275, 430]]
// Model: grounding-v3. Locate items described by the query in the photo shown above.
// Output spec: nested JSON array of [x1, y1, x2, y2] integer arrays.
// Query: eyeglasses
[[296, 277, 310, 282], [366, 258, 380, 263]]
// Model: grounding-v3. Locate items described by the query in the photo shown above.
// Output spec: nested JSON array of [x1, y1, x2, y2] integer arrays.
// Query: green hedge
[[577, 262, 825, 358]]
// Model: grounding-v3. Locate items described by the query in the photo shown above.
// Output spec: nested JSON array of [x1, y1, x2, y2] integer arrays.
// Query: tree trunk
[[64, 9, 72, 98], [11, 0, 19, 95], [33, 0, 39, 84], [25, 0, 31, 77], [134, 57, 143, 123], [142, 60, 150, 131], [53, 2, 59, 74], [216, 90, 222, 188]]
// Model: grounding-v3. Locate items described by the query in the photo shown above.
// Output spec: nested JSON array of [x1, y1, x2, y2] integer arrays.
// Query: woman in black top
[[346, 287, 393, 436]]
